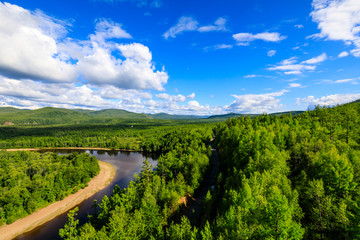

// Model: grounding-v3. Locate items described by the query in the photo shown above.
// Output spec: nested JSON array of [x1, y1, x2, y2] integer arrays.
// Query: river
[[14, 149, 156, 240]]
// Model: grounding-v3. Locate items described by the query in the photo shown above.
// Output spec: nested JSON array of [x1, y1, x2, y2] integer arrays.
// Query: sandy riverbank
[[0, 161, 115, 240]]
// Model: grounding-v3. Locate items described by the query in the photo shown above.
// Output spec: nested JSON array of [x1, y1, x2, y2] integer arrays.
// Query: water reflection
[[15, 150, 156, 240]]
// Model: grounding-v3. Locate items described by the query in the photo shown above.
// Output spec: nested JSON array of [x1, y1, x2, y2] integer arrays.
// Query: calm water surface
[[14, 149, 156, 240]]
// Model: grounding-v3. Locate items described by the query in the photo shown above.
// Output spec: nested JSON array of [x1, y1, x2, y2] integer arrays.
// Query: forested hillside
[[0, 152, 99, 225], [0, 107, 150, 126]]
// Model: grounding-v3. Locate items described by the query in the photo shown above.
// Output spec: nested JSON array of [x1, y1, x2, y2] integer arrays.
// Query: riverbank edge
[[0, 161, 115, 240]]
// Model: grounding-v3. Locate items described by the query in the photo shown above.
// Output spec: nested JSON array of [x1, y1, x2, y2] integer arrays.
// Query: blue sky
[[0, 0, 359, 115]]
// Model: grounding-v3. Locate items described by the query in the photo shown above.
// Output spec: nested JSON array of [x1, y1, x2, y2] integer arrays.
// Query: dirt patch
[[178, 194, 194, 208], [2, 121, 15, 126], [0, 161, 115, 240]]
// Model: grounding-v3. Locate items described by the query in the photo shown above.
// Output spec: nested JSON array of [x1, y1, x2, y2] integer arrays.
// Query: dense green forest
[[0, 151, 99, 225], [0, 123, 215, 151], [211, 102, 360, 239], [59, 101, 360, 239]]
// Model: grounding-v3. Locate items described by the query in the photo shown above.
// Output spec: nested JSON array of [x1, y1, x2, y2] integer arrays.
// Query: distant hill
[[207, 113, 251, 119], [207, 111, 304, 120], [88, 109, 149, 119], [0, 106, 307, 126], [0, 107, 148, 126], [148, 113, 205, 120]]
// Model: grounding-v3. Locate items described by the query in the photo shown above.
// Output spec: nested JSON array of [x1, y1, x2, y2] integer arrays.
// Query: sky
[[0, 0, 359, 115]]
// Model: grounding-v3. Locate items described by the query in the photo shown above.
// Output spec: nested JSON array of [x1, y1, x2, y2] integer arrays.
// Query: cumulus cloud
[[163, 16, 228, 39], [267, 53, 327, 74], [0, 77, 111, 109], [142, 98, 225, 115], [0, 2, 168, 92], [0, 2, 176, 114], [289, 83, 301, 88], [95, 86, 152, 101], [288, 83, 306, 88], [301, 93, 360, 106], [78, 43, 168, 90], [187, 93, 195, 99], [226, 90, 289, 114], [0, 75, 217, 114], [310, 0, 360, 57], [267, 50, 276, 57], [338, 51, 349, 58], [90, 19, 132, 43], [0, 2, 77, 82], [155, 93, 186, 102], [198, 17, 227, 32], [302, 53, 327, 64], [233, 32, 286, 46]]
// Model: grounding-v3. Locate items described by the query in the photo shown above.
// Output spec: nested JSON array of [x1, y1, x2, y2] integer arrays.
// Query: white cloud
[[244, 74, 272, 78], [310, 0, 360, 57], [289, 83, 301, 88], [301, 53, 327, 64], [335, 78, 358, 84], [77, 43, 168, 90], [187, 93, 195, 99], [188, 100, 201, 108], [294, 24, 304, 29], [267, 50, 276, 57], [0, 75, 224, 115], [0, 2, 168, 92], [0, 77, 111, 109], [95, 86, 152, 101], [204, 44, 233, 51], [0, 2, 77, 83], [155, 93, 186, 102], [163, 16, 228, 39], [90, 19, 132, 43], [338, 51, 349, 58], [156, 93, 169, 100], [226, 90, 289, 114], [142, 98, 224, 115], [244, 74, 260, 78], [163, 16, 198, 39], [301, 93, 360, 106], [198, 17, 227, 32], [267, 53, 327, 74], [233, 32, 287, 46], [350, 48, 360, 57]]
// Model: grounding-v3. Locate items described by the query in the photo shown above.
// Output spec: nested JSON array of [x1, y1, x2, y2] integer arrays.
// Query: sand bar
[[0, 161, 115, 240]]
